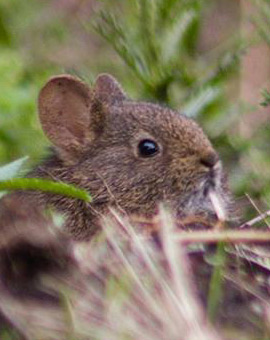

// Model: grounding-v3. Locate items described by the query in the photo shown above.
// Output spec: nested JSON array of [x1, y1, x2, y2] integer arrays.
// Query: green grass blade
[[0, 156, 28, 180], [161, 10, 196, 64], [261, 88, 270, 107], [0, 178, 92, 202], [207, 242, 227, 322], [183, 86, 220, 118]]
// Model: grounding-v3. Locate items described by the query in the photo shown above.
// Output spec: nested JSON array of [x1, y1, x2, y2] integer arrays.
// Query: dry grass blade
[[3, 203, 270, 340], [0, 207, 224, 340], [174, 230, 270, 243]]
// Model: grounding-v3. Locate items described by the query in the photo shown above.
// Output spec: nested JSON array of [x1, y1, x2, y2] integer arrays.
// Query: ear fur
[[38, 74, 126, 161], [38, 75, 95, 157], [94, 73, 126, 101]]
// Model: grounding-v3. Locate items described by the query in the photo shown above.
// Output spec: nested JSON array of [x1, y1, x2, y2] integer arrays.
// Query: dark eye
[[138, 139, 159, 157]]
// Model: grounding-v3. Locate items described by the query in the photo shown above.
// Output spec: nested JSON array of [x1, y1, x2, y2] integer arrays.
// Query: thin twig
[[239, 208, 270, 229], [174, 230, 270, 244], [244, 193, 270, 228]]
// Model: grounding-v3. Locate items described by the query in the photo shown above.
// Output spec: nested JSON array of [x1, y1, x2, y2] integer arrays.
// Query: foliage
[[261, 89, 270, 107], [93, 0, 241, 112], [1, 1, 270, 339], [0, 178, 92, 202], [255, 0, 270, 109], [1, 0, 269, 218], [91, 0, 270, 220], [251, 0, 270, 45], [239, 0, 270, 217], [2, 207, 270, 340], [0, 157, 28, 181], [0, 158, 91, 202], [0, 49, 46, 162], [0, 1, 61, 164]]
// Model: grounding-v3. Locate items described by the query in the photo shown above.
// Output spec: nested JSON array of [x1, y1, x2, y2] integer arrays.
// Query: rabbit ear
[[38, 75, 104, 160], [94, 73, 127, 101]]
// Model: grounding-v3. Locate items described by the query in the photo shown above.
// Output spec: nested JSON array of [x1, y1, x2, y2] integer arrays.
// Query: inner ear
[[94, 73, 127, 102], [39, 75, 97, 157]]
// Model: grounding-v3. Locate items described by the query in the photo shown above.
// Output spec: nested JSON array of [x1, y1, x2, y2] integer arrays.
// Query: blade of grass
[[0, 156, 28, 180], [174, 230, 270, 243], [0, 178, 92, 202], [207, 242, 226, 322], [138, 0, 158, 65]]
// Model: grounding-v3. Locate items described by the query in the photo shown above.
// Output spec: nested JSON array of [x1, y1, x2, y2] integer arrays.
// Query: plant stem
[[207, 242, 226, 322], [0, 178, 92, 202]]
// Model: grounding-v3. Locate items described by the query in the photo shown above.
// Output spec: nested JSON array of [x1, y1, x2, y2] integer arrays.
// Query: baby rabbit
[[0, 75, 233, 338], [18, 74, 230, 240]]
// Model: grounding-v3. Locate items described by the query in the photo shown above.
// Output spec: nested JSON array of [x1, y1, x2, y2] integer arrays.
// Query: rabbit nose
[[200, 152, 219, 168]]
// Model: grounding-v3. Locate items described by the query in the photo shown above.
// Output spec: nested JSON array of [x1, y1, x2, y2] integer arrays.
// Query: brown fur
[[4, 74, 232, 240]]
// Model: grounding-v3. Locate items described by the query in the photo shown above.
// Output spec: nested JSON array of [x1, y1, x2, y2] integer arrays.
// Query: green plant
[[0, 157, 91, 202], [92, 0, 270, 218], [93, 0, 241, 116]]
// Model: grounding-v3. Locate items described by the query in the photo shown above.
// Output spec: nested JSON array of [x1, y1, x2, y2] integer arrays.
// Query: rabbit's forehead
[[109, 101, 211, 148]]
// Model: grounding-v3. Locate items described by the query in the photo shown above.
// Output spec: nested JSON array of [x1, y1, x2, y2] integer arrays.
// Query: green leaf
[[93, 11, 150, 83], [138, 0, 158, 64], [0, 178, 92, 202], [0, 156, 28, 180], [261, 88, 270, 107], [158, 0, 184, 24], [183, 86, 220, 118], [0, 5, 11, 46], [161, 10, 196, 64]]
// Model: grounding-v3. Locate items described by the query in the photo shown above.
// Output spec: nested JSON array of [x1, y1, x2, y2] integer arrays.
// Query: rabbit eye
[[138, 139, 159, 157]]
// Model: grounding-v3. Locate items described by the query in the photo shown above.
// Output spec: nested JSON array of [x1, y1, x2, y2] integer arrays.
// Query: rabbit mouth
[[202, 166, 229, 219], [178, 164, 228, 222], [203, 171, 217, 197], [202, 160, 223, 195]]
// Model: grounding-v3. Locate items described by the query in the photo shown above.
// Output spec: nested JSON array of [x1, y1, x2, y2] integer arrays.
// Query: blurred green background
[[0, 0, 270, 219]]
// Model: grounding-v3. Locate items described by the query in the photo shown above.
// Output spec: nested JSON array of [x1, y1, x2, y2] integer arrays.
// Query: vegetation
[[1, 0, 270, 339], [1, 0, 270, 215]]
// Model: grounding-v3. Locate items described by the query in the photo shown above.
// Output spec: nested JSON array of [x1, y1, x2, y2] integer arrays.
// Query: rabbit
[[0, 74, 235, 340], [2, 73, 232, 240]]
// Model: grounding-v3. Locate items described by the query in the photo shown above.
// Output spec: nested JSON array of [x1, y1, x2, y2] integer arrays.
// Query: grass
[[1, 1, 270, 339], [1, 200, 270, 339], [0, 178, 92, 202]]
